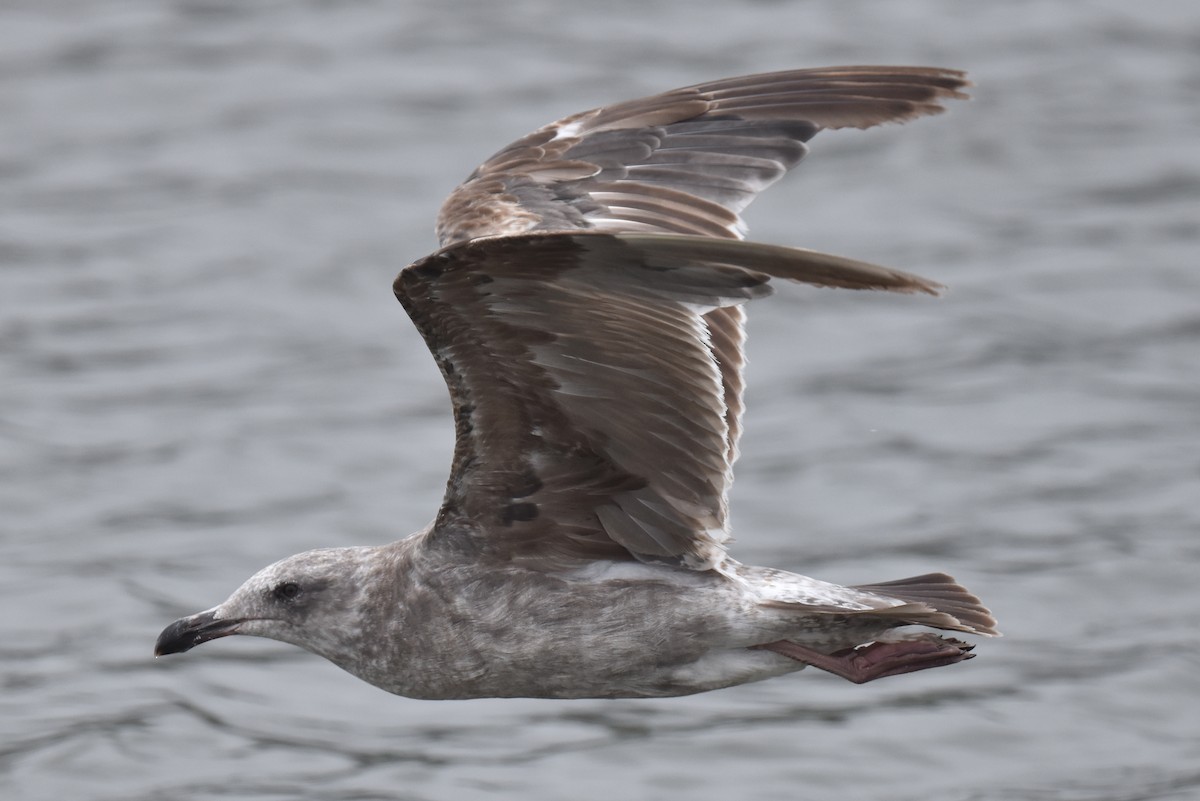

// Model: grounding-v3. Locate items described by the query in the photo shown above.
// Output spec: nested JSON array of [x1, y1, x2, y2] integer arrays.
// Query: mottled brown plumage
[[156, 66, 997, 700], [413, 65, 967, 571], [433, 66, 966, 543], [396, 232, 941, 570]]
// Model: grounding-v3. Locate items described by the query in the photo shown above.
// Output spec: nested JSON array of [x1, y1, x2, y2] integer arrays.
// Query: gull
[[156, 66, 998, 699]]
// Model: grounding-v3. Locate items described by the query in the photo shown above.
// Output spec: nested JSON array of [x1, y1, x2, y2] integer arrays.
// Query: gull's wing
[[434, 66, 968, 468], [395, 232, 941, 571], [435, 66, 969, 246]]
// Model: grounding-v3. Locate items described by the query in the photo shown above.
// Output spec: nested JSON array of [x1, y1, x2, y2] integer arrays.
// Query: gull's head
[[154, 546, 379, 663]]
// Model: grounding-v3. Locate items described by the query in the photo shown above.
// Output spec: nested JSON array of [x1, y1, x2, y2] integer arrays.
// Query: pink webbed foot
[[756, 633, 976, 684]]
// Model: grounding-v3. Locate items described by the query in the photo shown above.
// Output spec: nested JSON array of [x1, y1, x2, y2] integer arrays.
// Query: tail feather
[[853, 572, 1000, 636]]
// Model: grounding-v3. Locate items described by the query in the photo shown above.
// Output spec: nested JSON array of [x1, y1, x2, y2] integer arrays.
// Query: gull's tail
[[853, 572, 1000, 636]]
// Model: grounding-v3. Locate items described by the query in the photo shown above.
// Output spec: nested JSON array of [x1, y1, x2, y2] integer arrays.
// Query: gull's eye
[[273, 581, 302, 602]]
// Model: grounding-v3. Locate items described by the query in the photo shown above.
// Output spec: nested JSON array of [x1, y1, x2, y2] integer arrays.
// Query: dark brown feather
[[433, 66, 966, 472], [395, 232, 941, 571]]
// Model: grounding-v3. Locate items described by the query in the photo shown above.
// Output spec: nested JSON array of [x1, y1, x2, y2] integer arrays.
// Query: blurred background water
[[3, 1, 1199, 799]]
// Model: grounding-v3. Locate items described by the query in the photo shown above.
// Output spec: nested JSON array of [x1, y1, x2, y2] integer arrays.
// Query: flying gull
[[156, 66, 998, 699]]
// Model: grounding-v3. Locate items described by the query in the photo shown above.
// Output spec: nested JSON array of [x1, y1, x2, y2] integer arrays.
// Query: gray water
[[4, 1, 1199, 799]]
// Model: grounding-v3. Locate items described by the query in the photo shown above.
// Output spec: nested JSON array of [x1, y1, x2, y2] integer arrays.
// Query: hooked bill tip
[[154, 609, 240, 656]]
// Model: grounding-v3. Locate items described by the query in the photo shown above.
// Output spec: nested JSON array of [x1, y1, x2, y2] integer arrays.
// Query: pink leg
[[755, 634, 975, 684]]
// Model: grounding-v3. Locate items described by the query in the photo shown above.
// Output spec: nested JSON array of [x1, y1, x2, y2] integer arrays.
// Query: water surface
[[3, 2, 1199, 799]]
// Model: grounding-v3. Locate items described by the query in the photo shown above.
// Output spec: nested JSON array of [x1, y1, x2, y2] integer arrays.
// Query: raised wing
[[435, 66, 969, 246], [433, 66, 968, 471], [395, 232, 941, 571]]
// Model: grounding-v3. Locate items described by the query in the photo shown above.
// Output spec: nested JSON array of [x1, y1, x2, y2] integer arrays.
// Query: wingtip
[[911, 277, 947, 298]]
